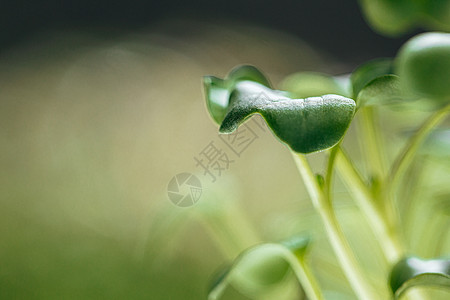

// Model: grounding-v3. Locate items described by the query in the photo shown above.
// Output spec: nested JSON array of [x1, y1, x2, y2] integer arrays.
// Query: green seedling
[[203, 32, 450, 299]]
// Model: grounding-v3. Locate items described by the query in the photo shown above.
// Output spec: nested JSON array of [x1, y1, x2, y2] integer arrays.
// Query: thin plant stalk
[[335, 148, 404, 264], [291, 254, 324, 300], [358, 106, 388, 179], [387, 102, 450, 197], [292, 152, 377, 300]]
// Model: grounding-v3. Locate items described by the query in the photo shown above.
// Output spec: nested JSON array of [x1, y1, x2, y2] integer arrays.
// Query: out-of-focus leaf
[[433, 193, 450, 216], [395, 32, 450, 102], [422, 1, 450, 32], [357, 75, 403, 107], [389, 256, 450, 299], [358, 0, 450, 35], [203, 65, 271, 124], [350, 58, 393, 100], [216, 79, 355, 153], [208, 236, 311, 300], [358, 0, 419, 36], [281, 72, 349, 99]]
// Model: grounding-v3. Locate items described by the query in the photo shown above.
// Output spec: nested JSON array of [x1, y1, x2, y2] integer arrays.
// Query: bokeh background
[[1, 1, 448, 299]]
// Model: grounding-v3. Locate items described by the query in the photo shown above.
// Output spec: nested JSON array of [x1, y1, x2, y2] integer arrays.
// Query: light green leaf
[[356, 75, 403, 108], [389, 256, 450, 299], [205, 71, 356, 153], [350, 58, 393, 100], [208, 236, 312, 300], [281, 72, 350, 99], [395, 32, 450, 102], [203, 65, 271, 124]]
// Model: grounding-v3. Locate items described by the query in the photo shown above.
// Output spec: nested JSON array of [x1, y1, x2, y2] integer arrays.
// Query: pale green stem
[[358, 106, 388, 179], [399, 157, 426, 227], [358, 106, 404, 256], [294, 257, 324, 300], [292, 152, 377, 300], [335, 148, 404, 264], [388, 103, 450, 196], [333, 151, 427, 300]]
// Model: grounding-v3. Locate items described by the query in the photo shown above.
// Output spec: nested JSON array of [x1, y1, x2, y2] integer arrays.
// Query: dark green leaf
[[350, 58, 394, 99], [208, 237, 311, 300], [389, 256, 450, 299], [217, 80, 355, 154]]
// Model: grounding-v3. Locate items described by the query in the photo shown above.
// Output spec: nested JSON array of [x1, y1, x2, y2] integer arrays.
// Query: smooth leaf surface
[[216, 79, 356, 154], [208, 237, 311, 300], [389, 256, 450, 299]]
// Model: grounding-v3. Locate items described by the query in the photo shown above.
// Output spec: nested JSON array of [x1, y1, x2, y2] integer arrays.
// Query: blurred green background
[[0, 21, 329, 298]]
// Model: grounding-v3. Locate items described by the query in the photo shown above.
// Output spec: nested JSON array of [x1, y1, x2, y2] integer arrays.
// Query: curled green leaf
[[220, 81, 355, 153], [208, 236, 314, 300], [204, 67, 356, 154], [389, 256, 450, 299], [203, 65, 271, 124]]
